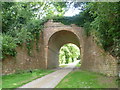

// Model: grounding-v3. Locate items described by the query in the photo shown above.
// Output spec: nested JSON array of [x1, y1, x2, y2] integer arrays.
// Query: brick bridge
[[2, 20, 118, 76]]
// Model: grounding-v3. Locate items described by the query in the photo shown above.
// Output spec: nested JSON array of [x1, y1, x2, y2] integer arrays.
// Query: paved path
[[18, 60, 80, 88]]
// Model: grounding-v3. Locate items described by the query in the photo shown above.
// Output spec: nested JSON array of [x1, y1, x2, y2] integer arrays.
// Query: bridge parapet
[[44, 20, 72, 28]]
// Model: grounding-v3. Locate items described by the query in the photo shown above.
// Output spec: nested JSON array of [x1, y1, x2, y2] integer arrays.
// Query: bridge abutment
[[2, 20, 118, 76]]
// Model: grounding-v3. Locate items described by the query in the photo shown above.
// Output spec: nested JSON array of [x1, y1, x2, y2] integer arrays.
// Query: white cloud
[[64, 8, 81, 17]]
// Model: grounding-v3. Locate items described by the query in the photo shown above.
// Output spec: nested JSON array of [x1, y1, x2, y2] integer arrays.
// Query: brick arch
[[48, 30, 80, 49], [43, 20, 117, 76], [47, 30, 81, 68], [2, 20, 117, 76]]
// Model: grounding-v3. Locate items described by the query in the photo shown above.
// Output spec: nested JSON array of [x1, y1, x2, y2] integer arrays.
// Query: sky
[[64, 8, 80, 17], [63, 2, 81, 17]]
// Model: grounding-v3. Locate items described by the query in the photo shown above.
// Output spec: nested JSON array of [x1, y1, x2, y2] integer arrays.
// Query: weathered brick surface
[[2, 20, 118, 76], [2, 32, 46, 74]]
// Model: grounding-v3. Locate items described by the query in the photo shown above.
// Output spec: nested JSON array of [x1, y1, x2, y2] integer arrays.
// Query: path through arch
[[43, 20, 117, 76], [47, 30, 81, 68]]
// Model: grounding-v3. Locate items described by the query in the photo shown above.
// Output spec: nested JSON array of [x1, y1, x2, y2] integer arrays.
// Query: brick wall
[[2, 20, 118, 76]]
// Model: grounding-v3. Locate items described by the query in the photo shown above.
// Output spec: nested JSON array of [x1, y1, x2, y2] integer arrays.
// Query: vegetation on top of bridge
[[1, 2, 66, 59], [53, 2, 120, 59], [1, 2, 120, 60]]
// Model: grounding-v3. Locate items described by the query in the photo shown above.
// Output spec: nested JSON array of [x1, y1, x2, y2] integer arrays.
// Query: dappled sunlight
[[59, 43, 81, 68]]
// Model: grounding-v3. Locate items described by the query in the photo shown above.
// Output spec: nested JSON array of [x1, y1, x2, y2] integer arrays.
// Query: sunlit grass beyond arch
[[59, 43, 80, 66]]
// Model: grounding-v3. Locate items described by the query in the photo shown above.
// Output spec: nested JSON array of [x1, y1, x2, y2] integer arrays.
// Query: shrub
[[1, 34, 17, 59]]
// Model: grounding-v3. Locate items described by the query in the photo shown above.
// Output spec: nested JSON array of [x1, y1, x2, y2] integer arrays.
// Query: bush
[[1, 34, 17, 59], [15, 28, 33, 45]]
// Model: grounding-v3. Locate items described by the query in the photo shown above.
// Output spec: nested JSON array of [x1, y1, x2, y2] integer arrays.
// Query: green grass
[[59, 64, 68, 68], [76, 62, 81, 67], [2, 69, 54, 88], [56, 70, 118, 88]]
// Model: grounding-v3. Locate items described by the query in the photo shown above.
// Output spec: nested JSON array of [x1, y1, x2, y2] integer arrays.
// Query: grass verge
[[75, 62, 81, 67], [59, 64, 68, 68], [2, 69, 54, 88], [56, 70, 118, 88]]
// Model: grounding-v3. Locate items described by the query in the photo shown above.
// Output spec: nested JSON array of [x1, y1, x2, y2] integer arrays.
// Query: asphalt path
[[18, 60, 80, 88]]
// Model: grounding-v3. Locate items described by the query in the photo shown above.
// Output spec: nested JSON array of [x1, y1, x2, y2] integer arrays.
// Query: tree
[[58, 2, 120, 58], [59, 44, 80, 64], [1, 2, 67, 59], [84, 2, 120, 58]]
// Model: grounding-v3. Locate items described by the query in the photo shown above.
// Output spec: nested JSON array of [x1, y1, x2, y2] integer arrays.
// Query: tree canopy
[[1, 2, 67, 59], [1, 2, 120, 60], [59, 44, 80, 64], [54, 2, 120, 58]]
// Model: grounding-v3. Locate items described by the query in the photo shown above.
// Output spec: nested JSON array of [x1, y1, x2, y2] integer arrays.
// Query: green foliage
[[1, 34, 17, 59], [56, 70, 117, 88], [2, 2, 66, 59], [59, 44, 80, 64], [55, 2, 120, 58], [53, 7, 94, 36], [2, 2, 119, 60], [2, 2, 33, 33], [53, 15, 85, 26], [53, 2, 66, 14], [83, 21, 91, 36], [2, 69, 54, 88], [85, 2, 120, 57], [76, 63, 81, 67]]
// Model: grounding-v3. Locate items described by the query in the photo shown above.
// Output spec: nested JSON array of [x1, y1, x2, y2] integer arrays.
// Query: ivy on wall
[[1, 2, 66, 59]]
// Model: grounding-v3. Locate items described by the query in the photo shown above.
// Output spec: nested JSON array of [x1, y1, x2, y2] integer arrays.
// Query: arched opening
[[47, 30, 81, 69], [59, 43, 81, 68]]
